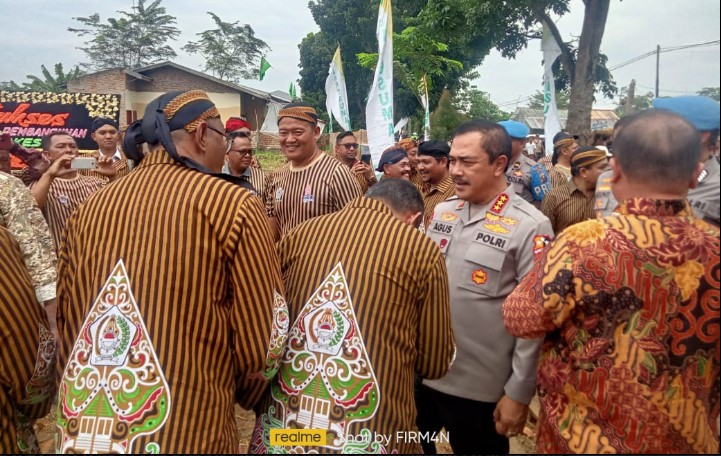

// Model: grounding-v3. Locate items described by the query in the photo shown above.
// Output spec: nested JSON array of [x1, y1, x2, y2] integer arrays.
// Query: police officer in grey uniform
[[415, 119, 553, 454], [653, 95, 720, 227], [499, 120, 551, 207]]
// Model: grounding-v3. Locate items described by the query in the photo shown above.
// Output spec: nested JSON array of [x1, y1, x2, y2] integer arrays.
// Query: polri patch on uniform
[[471, 268, 487, 285], [302, 184, 314, 203], [475, 231, 509, 250], [437, 238, 450, 253], [533, 234, 552, 256]]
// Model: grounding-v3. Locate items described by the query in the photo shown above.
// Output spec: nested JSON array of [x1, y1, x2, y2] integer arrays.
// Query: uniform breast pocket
[[458, 243, 507, 297]]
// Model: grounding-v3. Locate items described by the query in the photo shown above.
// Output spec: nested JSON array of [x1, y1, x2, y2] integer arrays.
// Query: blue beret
[[498, 120, 530, 139], [652, 96, 720, 131], [376, 148, 407, 172]]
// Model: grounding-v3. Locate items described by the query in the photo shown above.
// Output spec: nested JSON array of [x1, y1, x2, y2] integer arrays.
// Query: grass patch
[[255, 149, 287, 172]]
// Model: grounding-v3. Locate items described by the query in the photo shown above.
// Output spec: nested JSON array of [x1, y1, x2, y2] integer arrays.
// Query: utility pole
[[655, 44, 660, 98], [625, 79, 636, 114]]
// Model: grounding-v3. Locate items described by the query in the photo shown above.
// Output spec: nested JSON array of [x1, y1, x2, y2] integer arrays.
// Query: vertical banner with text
[[542, 22, 563, 156], [325, 46, 352, 132], [365, 0, 394, 165]]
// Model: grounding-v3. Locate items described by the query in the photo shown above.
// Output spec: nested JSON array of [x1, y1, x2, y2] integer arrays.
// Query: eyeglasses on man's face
[[206, 124, 233, 152], [228, 148, 254, 157], [340, 143, 359, 150]]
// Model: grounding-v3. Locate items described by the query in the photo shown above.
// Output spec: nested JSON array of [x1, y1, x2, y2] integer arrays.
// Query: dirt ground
[[36, 405, 535, 454]]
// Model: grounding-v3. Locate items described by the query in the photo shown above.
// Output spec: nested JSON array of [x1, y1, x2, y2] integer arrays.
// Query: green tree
[[299, 0, 425, 129], [528, 89, 570, 110], [415, 0, 616, 142], [183, 13, 270, 82], [430, 89, 469, 140], [5, 63, 83, 93], [357, 26, 463, 120], [69, 0, 180, 70], [455, 88, 509, 122], [615, 90, 654, 117], [697, 87, 720, 101]]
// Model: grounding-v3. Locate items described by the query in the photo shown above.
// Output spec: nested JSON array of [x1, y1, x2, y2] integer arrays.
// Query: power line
[[609, 39, 719, 71], [491, 39, 719, 110]]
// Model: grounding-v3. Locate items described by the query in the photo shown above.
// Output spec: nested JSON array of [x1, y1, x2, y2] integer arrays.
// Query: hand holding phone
[[70, 157, 97, 170]]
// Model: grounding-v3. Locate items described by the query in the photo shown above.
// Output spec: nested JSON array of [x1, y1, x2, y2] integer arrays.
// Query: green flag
[[289, 82, 297, 98], [259, 57, 271, 81]]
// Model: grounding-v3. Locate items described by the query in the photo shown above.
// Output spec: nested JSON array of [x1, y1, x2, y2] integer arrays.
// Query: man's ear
[[494, 154, 508, 177], [688, 161, 705, 190], [407, 211, 423, 229], [313, 124, 322, 141], [194, 123, 211, 154], [609, 157, 622, 184]]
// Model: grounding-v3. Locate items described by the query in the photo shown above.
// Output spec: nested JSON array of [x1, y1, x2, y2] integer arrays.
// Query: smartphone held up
[[70, 157, 97, 170]]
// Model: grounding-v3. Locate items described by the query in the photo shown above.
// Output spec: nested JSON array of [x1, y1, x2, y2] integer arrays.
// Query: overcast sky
[[1, 0, 718, 112]]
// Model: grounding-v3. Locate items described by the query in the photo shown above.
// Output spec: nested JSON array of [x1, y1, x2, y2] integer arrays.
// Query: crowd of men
[[0, 90, 719, 455]]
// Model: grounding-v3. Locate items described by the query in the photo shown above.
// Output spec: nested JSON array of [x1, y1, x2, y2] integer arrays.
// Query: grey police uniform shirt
[[687, 156, 720, 226], [594, 169, 618, 218], [424, 187, 553, 404], [506, 154, 549, 205]]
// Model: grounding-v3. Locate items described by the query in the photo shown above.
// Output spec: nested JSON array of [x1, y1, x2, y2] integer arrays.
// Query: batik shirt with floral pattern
[[503, 198, 719, 454]]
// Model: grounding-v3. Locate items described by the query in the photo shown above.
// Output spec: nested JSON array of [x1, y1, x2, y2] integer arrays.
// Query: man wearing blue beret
[[653, 96, 720, 226], [499, 120, 551, 207]]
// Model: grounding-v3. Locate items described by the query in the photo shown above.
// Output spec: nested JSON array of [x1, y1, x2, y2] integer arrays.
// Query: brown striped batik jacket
[[0, 227, 56, 454], [30, 174, 106, 250], [421, 174, 456, 227], [250, 197, 455, 454], [540, 178, 596, 234], [55, 150, 288, 454], [265, 153, 362, 239]]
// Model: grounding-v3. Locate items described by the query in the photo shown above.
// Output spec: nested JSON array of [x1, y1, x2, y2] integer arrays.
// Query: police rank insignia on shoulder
[[698, 168, 708, 183], [490, 193, 510, 214]]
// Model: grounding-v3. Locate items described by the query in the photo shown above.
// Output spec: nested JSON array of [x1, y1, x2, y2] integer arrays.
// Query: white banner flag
[[542, 22, 563, 156], [325, 46, 352, 131], [365, 0, 394, 165], [394, 117, 409, 133]]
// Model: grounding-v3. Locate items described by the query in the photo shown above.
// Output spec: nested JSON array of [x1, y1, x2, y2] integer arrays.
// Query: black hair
[[336, 131, 356, 144], [41, 131, 75, 151], [452, 119, 512, 172], [366, 178, 423, 216]]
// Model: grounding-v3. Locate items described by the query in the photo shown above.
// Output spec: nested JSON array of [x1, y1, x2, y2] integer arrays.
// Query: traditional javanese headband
[[277, 102, 318, 124]]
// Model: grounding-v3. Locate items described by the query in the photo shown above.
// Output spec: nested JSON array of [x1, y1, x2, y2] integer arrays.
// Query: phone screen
[[361, 154, 372, 165]]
